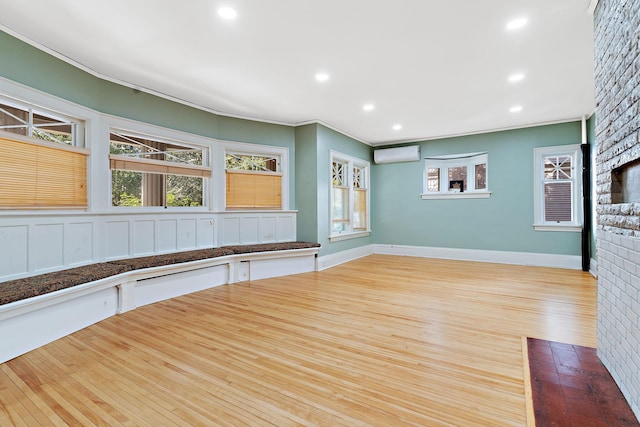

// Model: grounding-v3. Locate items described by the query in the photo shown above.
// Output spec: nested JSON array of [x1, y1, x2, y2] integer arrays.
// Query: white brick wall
[[597, 231, 640, 417], [594, 0, 640, 420]]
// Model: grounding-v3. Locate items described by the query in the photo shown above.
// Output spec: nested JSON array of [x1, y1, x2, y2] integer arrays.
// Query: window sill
[[329, 231, 371, 242], [421, 191, 491, 200], [533, 224, 581, 232]]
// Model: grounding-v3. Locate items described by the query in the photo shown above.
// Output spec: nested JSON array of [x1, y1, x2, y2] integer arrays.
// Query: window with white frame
[[422, 152, 489, 199], [330, 151, 370, 241], [225, 150, 283, 209], [0, 95, 83, 146], [0, 95, 88, 209], [109, 130, 210, 207], [533, 144, 582, 231]]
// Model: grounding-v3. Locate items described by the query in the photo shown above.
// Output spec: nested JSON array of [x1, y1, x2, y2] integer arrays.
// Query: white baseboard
[[318, 244, 583, 270], [373, 244, 582, 269], [317, 245, 374, 271]]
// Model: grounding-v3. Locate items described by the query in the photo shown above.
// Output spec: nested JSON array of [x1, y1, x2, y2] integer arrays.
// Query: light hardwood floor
[[0, 255, 597, 426]]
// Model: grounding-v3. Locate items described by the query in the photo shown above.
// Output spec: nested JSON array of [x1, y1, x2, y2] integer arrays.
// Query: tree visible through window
[[109, 131, 209, 207]]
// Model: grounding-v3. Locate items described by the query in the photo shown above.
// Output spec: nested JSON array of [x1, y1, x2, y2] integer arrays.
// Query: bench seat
[[0, 242, 320, 306]]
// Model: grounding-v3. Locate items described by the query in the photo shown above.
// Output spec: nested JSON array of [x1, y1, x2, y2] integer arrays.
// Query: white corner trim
[[372, 244, 583, 270], [421, 192, 491, 200], [317, 245, 374, 271], [589, 257, 597, 278], [587, 0, 599, 14]]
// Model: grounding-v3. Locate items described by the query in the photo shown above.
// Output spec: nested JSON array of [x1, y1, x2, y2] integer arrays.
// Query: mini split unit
[[373, 145, 420, 164]]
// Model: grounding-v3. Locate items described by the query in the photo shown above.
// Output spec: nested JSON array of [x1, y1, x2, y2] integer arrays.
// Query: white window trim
[[329, 150, 371, 242], [220, 141, 290, 211], [421, 152, 490, 200], [533, 144, 582, 232], [107, 121, 212, 211]]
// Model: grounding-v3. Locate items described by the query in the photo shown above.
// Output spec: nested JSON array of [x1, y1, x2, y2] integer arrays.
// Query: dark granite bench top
[[107, 248, 235, 271], [220, 241, 321, 254], [0, 242, 320, 306], [0, 263, 133, 306]]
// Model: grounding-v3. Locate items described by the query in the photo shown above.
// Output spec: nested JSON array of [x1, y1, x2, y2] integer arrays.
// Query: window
[[109, 130, 210, 207], [0, 97, 83, 146], [225, 151, 282, 209], [330, 151, 370, 241], [422, 152, 489, 199], [533, 144, 582, 231], [0, 96, 87, 209]]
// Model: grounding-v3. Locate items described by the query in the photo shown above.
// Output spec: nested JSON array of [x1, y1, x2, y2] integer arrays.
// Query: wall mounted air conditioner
[[373, 145, 420, 164]]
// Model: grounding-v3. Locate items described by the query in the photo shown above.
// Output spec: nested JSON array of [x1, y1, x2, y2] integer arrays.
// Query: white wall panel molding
[[218, 211, 297, 246], [0, 211, 298, 282]]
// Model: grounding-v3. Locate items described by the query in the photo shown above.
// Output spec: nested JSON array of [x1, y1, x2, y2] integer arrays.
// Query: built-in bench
[[0, 242, 320, 363]]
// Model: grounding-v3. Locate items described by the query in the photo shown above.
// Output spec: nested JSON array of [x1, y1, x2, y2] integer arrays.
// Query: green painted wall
[[295, 124, 319, 242], [293, 124, 373, 255], [316, 125, 373, 255], [372, 122, 584, 255]]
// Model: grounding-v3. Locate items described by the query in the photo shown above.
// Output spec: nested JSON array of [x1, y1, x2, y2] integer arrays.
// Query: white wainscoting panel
[[276, 215, 295, 242], [218, 212, 297, 246], [133, 220, 155, 255], [0, 225, 28, 277], [65, 222, 93, 266], [221, 217, 241, 246], [0, 212, 296, 281], [240, 217, 259, 244], [158, 219, 178, 253], [178, 219, 197, 250], [105, 220, 131, 260], [260, 217, 277, 242], [32, 224, 64, 272], [197, 218, 215, 247]]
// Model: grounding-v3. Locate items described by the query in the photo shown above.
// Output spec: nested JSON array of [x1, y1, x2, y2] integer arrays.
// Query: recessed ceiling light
[[508, 73, 525, 82], [392, 124, 402, 131], [315, 72, 330, 82], [218, 6, 237, 20], [363, 103, 375, 112], [506, 17, 527, 30], [510, 105, 523, 113]]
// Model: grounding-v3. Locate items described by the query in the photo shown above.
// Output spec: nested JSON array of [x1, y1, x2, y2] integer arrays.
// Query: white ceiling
[[0, 1, 595, 146]]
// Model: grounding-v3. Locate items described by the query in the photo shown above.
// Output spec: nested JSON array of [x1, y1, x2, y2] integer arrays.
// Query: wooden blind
[[226, 170, 282, 209], [353, 188, 367, 230], [0, 134, 88, 209], [109, 154, 211, 177]]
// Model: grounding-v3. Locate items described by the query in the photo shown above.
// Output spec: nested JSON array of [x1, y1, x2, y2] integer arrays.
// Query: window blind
[[544, 182, 572, 222], [226, 170, 282, 209], [0, 134, 88, 209], [353, 188, 367, 230]]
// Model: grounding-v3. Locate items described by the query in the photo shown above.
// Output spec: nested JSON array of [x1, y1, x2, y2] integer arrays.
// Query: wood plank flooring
[[0, 255, 597, 426]]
